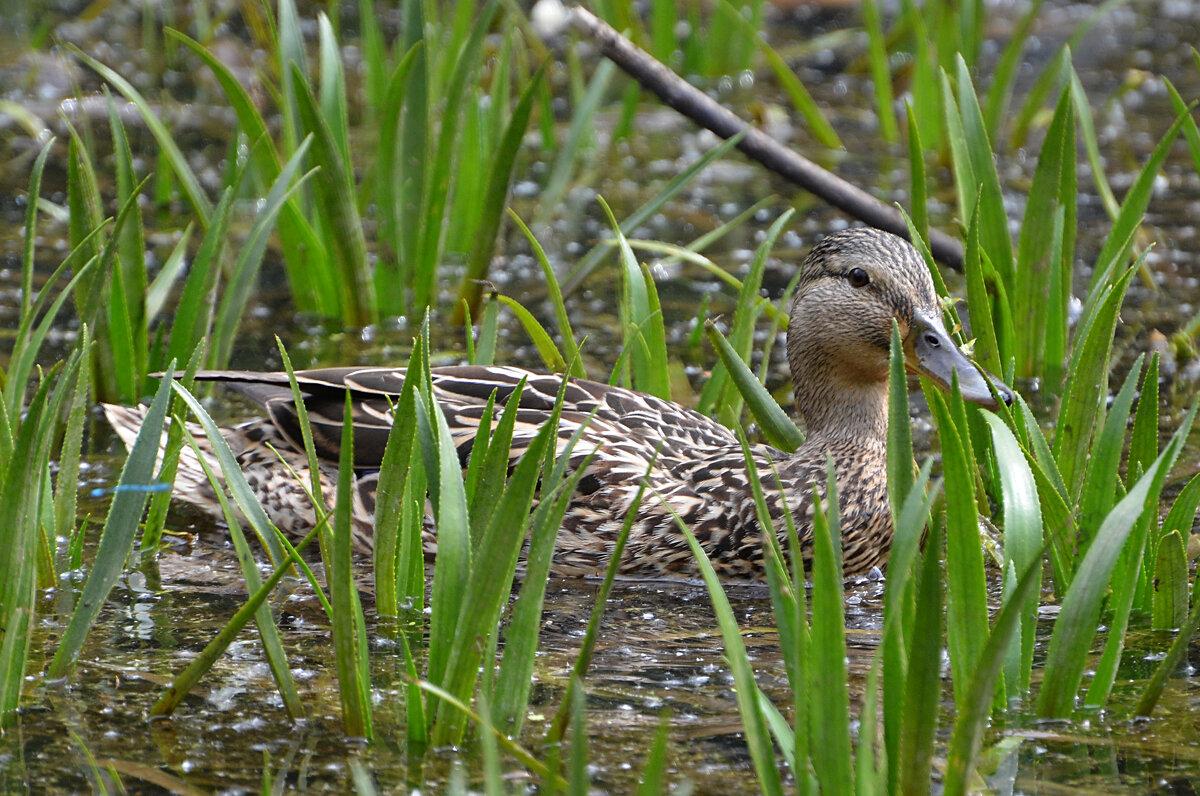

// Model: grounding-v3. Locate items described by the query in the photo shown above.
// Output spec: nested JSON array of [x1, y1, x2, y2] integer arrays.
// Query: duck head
[[786, 227, 1011, 438]]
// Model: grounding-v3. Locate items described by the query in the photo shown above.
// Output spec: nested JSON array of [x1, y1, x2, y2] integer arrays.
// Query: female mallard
[[105, 227, 1009, 580]]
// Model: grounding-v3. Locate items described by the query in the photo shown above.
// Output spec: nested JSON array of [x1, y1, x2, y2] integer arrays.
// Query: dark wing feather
[[187, 365, 737, 471]]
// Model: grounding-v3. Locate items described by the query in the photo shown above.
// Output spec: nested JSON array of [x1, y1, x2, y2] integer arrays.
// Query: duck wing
[[190, 365, 740, 471]]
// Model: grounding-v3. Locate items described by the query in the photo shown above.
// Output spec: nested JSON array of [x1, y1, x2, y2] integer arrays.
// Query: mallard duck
[[105, 227, 1010, 580]]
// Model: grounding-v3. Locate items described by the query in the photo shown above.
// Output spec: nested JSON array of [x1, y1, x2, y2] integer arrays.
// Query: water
[[3, 0, 1200, 792]]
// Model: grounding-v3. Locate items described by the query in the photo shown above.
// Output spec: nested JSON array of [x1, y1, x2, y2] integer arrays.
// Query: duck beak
[[903, 309, 1013, 410]]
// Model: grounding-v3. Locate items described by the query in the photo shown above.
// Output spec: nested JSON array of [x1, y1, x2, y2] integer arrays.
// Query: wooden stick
[[570, 6, 965, 271]]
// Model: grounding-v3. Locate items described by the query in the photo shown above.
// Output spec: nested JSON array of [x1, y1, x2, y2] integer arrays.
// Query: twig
[[569, 6, 965, 271]]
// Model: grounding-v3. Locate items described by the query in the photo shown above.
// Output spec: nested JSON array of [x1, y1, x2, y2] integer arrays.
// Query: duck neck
[[793, 377, 889, 447]]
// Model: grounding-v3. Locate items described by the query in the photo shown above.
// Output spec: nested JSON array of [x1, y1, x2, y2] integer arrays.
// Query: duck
[[104, 226, 1011, 580]]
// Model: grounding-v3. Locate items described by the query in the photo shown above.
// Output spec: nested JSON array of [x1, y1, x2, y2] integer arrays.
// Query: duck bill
[[903, 309, 1012, 410]]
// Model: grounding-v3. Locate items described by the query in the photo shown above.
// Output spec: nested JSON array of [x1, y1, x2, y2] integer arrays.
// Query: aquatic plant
[[2, 0, 1199, 791]]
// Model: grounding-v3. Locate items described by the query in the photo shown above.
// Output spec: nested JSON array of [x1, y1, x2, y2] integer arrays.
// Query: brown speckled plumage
[[104, 227, 1008, 580]]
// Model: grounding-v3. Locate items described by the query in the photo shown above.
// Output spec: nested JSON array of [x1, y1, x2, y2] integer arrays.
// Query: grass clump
[[4, 0, 1200, 790]]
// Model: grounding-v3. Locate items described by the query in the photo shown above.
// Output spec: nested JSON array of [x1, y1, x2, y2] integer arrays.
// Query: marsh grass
[[4, 0, 1200, 790]]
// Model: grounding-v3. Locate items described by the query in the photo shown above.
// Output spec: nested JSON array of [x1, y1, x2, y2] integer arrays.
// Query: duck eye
[[847, 267, 870, 288]]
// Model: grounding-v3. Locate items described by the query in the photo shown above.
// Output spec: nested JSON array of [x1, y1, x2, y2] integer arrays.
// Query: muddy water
[[3, 0, 1200, 792]]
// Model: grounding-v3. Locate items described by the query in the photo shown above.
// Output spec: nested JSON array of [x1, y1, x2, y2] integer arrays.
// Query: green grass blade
[[1165, 73, 1200, 178], [943, 549, 1047, 795], [855, 652, 882, 794], [981, 412, 1043, 695], [1084, 398, 1195, 710], [139, 346, 205, 562], [317, 13, 352, 169], [1036, 402, 1197, 717], [151, 519, 324, 718], [1128, 357, 1161, 523], [466, 385, 521, 541], [18, 137, 51, 323], [375, 43, 422, 311], [925, 387, 988, 706], [1014, 86, 1074, 379], [566, 677, 589, 796], [0, 367, 67, 724], [496, 294, 568, 371], [396, 1, 428, 275], [898, 508, 943, 794], [603, 196, 671, 399], [331, 391, 373, 739], [277, 0, 307, 152], [6, 246, 99, 422], [433, 421, 554, 743], [423, 374, 473, 707], [962, 201, 1003, 374], [1044, 161, 1078, 394], [173, 379, 294, 566], [756, 691, 796, 773], [862, 0, 898, 143], [537, 57, 616, 230], [52, 329, 93, 560], [166, 189, 234, 369], [168, 28, 330, 312], [1161, 472, 1200, 560], [491, 455, 592, 735], [1053, 264, 1135, 503], [672, 514, 784, 796], [737, 432, 801, 695], [699, 208, 792, 420], [1076, 356, 1143, 549], [178, 431, 306, 720], [902, 0, 942, 153], [67, 45, 211, 226], [145, 224, 193, 326], [1069, 67, 1119, 221], [211, 139, 316, 369], [47, 365, 176, 681], [906, 102, 929, 245], [1134, 566, 1200, 716], [474, 293, 501, 367], [1012, 397, 1074, 588], [545, 445, 648, 747], [373, 374, 419, 619], [457, 64, 547, 318], [507, 209, 585, 378], [1009, 43, 1070, 150], [409, 680, 561, 787], [883, 459, 937, 789], [953, 56, 1014, 285], [807, 464, 853, 793], [703, 320, 803, 451], [887, 324, 914, 519], [106, 94, 148, 395], [636, 715, 672, 796], [414, 0, 501, 309], [1151, 531, 1188, 630], [289, 64, 376, 325], [9, 139, 70, 408]]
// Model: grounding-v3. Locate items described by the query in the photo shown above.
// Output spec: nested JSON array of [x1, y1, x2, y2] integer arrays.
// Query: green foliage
[[0, 342, 89, 726], [48, 366, 176, 682], [9, 0, 1200, 789]]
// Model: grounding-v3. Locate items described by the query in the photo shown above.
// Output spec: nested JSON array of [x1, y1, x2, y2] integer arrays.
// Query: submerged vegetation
[[2, 0, 1200, 792]]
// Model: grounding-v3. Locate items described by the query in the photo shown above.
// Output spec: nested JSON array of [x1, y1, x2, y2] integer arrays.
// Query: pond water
[[3, 0, 1200, 792]]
